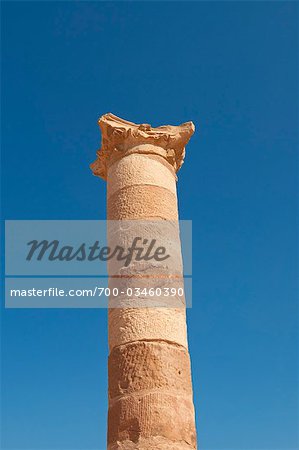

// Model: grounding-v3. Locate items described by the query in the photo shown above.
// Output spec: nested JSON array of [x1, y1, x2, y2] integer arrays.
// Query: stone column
[[91, 113, 197, 450]]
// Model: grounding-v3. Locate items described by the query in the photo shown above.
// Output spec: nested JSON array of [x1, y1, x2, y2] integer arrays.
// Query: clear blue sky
[[1, 2, 298, 449]]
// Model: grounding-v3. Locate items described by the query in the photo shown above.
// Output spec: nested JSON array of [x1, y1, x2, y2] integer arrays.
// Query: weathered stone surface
[[107, 185, 178, 220], [109, 437, 196, 450], [106, 219, 183, 277], [108, 341, 192, 400], [107, 153, 176, 199], [108, 392, 196, 447], [108, 307, 188, 350], [90, 113, 195, 179]]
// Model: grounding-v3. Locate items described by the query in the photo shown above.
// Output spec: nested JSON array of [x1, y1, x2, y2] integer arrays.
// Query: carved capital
[[90, 113, 195, 180]]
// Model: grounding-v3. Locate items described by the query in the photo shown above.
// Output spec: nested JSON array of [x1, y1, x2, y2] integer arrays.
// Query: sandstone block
[[108, 341, 192, 400], [108, 391, 196, 447], [108, 307, 188, 350], [107, 185, 178, 221], [107, 152, 176, 198]]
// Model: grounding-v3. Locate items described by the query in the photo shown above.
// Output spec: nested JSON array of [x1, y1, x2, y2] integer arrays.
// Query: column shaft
[[90, 114, 197, 450]]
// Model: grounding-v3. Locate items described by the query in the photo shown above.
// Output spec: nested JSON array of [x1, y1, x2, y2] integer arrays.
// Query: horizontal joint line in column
[[107, 183, 177, 200], [109, 338, 188, 354], [108, 387, 193, 407]]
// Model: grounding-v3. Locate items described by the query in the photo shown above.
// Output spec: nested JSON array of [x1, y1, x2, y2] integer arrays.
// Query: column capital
[[90, 113, 195, 180]]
